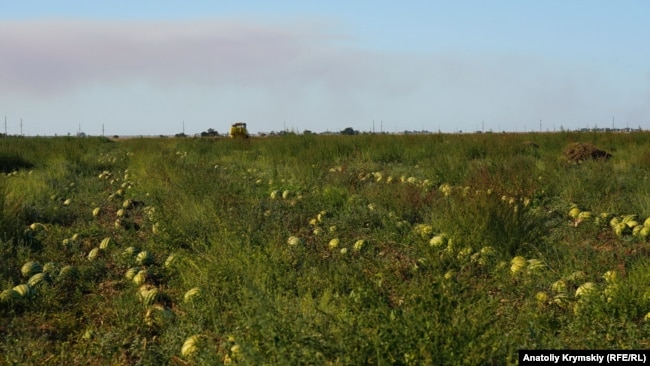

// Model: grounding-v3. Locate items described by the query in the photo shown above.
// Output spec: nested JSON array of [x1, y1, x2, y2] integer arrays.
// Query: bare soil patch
[[563, 142, 612, 163]]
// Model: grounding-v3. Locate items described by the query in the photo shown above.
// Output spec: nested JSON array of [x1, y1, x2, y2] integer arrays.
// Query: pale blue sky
[[1, 1, 648, 136]]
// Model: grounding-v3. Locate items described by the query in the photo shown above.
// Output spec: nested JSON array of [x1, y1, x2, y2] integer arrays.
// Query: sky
[[1, 1, 649, 136]]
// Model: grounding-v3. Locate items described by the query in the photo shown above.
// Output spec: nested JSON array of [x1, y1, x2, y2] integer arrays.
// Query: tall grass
[[3, 133, 650, 364]]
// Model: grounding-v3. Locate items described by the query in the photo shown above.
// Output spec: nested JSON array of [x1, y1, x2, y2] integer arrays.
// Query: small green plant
[[430, 186, 545, 257]]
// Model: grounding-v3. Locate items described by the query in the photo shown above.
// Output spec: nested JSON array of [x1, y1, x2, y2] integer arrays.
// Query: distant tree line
[[340, 127, 359, 135], [193, 126, 363, 137], [200, 128, 220, 137]]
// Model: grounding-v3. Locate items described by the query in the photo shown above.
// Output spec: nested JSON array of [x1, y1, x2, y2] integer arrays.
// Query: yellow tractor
[[229, 122, 250, 138]]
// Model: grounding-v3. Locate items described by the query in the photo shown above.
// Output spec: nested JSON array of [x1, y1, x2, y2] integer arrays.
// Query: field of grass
[[2, 132, 650, 365]]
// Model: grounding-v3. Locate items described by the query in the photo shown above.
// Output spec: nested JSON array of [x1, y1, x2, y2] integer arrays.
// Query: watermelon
[[28, 272, 50, 287], [87, 248, 100, 260], [183, 287, 201, 303], [136, 251, 154, 266], [21, 261, 42, 278], [13, 284, 32, 298], [99, 237, 112, 250]]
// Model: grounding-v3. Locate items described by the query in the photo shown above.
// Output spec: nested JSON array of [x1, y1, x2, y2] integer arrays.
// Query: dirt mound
[[563, 142, 612, 163]]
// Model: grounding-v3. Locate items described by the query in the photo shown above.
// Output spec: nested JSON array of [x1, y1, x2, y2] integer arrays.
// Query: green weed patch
[[2, 133, 650, 364]]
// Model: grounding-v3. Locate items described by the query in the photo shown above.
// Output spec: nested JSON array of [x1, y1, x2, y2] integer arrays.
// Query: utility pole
[[102, 124, 105, 136], [21, 118, 23, 136], [539, 119, 542, 133], [4, 115, 7, 136]]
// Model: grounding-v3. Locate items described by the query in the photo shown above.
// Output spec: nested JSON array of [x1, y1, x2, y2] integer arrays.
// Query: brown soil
[[563, 142, 612, 163]]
